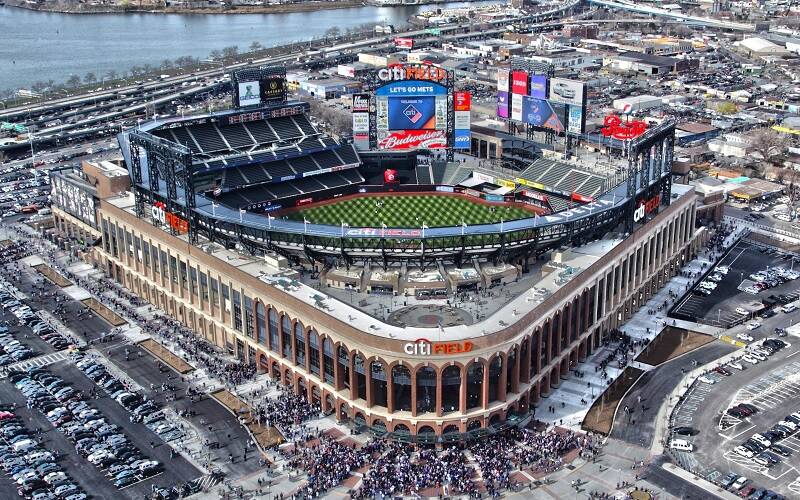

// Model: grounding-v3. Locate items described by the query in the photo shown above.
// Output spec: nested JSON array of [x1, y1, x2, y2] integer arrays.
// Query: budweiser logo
[[378, 130, 446, 149]]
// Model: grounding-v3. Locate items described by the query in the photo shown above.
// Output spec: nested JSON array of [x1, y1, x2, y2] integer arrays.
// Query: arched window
[[256, 302, 267, 346], [466, 362, 483, 410], [323, 338, 335, 384], [520, 339, 529, 382], [337, 345, 350, 390], [531, 328, 541, 378], [488, 357, 503, 403], [394, 423, 410, 434], [281, 314, 292, 360], [308, 330, 320, 376], [392, 365, 412, 412], [370, 361, 387, 408], [354, 353, 367, 400], [506, 347, 517, 395], [268, 309, 279, 353], [441, 365, 461, 414], [415, 366, 436, 415], [294, 323, 306, 369]]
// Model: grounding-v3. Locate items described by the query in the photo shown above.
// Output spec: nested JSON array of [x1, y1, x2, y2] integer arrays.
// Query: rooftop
[[105, 183, 695, 342]]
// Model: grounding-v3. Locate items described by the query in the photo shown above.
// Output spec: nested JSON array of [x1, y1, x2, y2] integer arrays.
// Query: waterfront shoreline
[[2, 0, 365, 15]]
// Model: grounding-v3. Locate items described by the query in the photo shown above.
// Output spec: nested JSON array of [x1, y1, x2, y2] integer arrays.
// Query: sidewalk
[[541, 226, 746, 431]]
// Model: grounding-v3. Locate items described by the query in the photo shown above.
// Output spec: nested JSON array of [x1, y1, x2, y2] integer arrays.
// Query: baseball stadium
[[49, 65, 703, 441]]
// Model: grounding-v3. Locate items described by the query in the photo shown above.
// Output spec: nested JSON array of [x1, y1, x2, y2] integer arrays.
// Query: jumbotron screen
[[376, 80, 448, 150], [388, 96, 436, 130]]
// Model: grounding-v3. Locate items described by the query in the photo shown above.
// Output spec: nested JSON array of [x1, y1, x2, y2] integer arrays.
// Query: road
[[610, 340, 737, 448]]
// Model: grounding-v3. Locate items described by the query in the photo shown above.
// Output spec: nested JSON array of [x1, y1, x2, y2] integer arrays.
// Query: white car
[[741, 354, 759, 364], [746, 322, 761, 331], [737, 333, 754, 342], [698, 375, 716, 384], [717, 266, 730, 274], [728, 362, 744, 370], [735, 446, 755, 458], [732, 476, 749, 490], [735, 307, 748, 315], [44, 471, 67, 484], [747, 351, 767, 361]]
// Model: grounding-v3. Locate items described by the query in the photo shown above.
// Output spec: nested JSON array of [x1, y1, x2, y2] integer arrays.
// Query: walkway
[[540, 226, 747, 431]]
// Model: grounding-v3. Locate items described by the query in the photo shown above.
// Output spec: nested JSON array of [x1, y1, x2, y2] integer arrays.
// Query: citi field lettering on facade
[[633, 194, 660, 223], [377, 64, 447, 83], [403, 339, 474, 356]]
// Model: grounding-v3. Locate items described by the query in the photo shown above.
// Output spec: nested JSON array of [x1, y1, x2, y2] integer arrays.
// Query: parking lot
[[671, 239, 800, 328], [669, 336, 800, 498]]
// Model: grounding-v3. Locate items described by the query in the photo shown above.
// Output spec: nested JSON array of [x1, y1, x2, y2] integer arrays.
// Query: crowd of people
[[354, 442, 477, 499], [0, 224, 610, 499], [252, 387, 320, 436], [286, 437, 381, 498]]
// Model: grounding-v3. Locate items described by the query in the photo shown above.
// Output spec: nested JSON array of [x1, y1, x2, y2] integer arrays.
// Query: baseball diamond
[[282, 194, 537, 228]]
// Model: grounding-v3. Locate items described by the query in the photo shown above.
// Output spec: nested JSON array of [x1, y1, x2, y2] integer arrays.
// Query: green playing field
[[284, 195, 534, 228]]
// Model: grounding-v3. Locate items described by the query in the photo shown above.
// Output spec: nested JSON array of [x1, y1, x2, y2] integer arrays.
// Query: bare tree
[[84, 72, 97, 84], [750, 128, 790, 164], [66, 75, 81, 88], [249, 41, 263, 53]]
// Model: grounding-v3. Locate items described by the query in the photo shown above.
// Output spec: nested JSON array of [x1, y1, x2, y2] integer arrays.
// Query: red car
[[714, 366, 732, 376]]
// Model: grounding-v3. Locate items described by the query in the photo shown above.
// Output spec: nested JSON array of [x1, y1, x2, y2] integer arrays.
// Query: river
[[0, 1, 501, 92]]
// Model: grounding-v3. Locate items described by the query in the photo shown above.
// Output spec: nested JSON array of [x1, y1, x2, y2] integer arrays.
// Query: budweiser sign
[[378, 130, 446, 150]]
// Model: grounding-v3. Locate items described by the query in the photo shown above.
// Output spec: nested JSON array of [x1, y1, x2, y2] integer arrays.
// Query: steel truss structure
[[128, 130, 197, 244], [125, 116, 676, 270]]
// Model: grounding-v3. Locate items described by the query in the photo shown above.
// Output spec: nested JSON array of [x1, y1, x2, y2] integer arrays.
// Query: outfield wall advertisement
[[497, 92, 509, 119], [521, 97, 566, 133]]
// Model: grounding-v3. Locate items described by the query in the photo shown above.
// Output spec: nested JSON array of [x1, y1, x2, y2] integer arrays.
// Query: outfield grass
[[285, 194, 534, 228]]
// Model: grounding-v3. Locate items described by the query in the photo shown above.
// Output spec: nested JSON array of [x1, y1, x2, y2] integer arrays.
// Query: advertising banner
[[568, 105, 584, 134], [388, 96, 436, 130], [511, 70, 529, 95], [454, 129, 471, 149], [375, 80, 447, 96], [515, 178, 546, 190], [496, 69, 510, 92], [529, 74, 548, 99], [454, 110, 471, 130], [571, 192, 594, 203], [454, 91, 471, 111], [485, 194, 504, 202], [464, 189, 480, 198], [352, 113, 369, 133], [473, 171, 495, 184], [521, 97, 566, 132], [338, 65, 356, 78], [496, 179, 516, 189], [394, 37, 414, 49], [261, 76, 285, 102], [377, 130, 447, 150], [522, 190, 548, 202], [511, 93, 523, 122], [497, 92, 509, 119], [237, 81, 261, 107], [436, 185, 455, 193], [376, 97, 388, 130], [548, 78, 585, 107], [352, 93, 370, 112]]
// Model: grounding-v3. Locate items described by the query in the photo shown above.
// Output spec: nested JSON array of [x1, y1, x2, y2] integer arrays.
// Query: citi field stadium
[[51, 66, 701, 439]]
